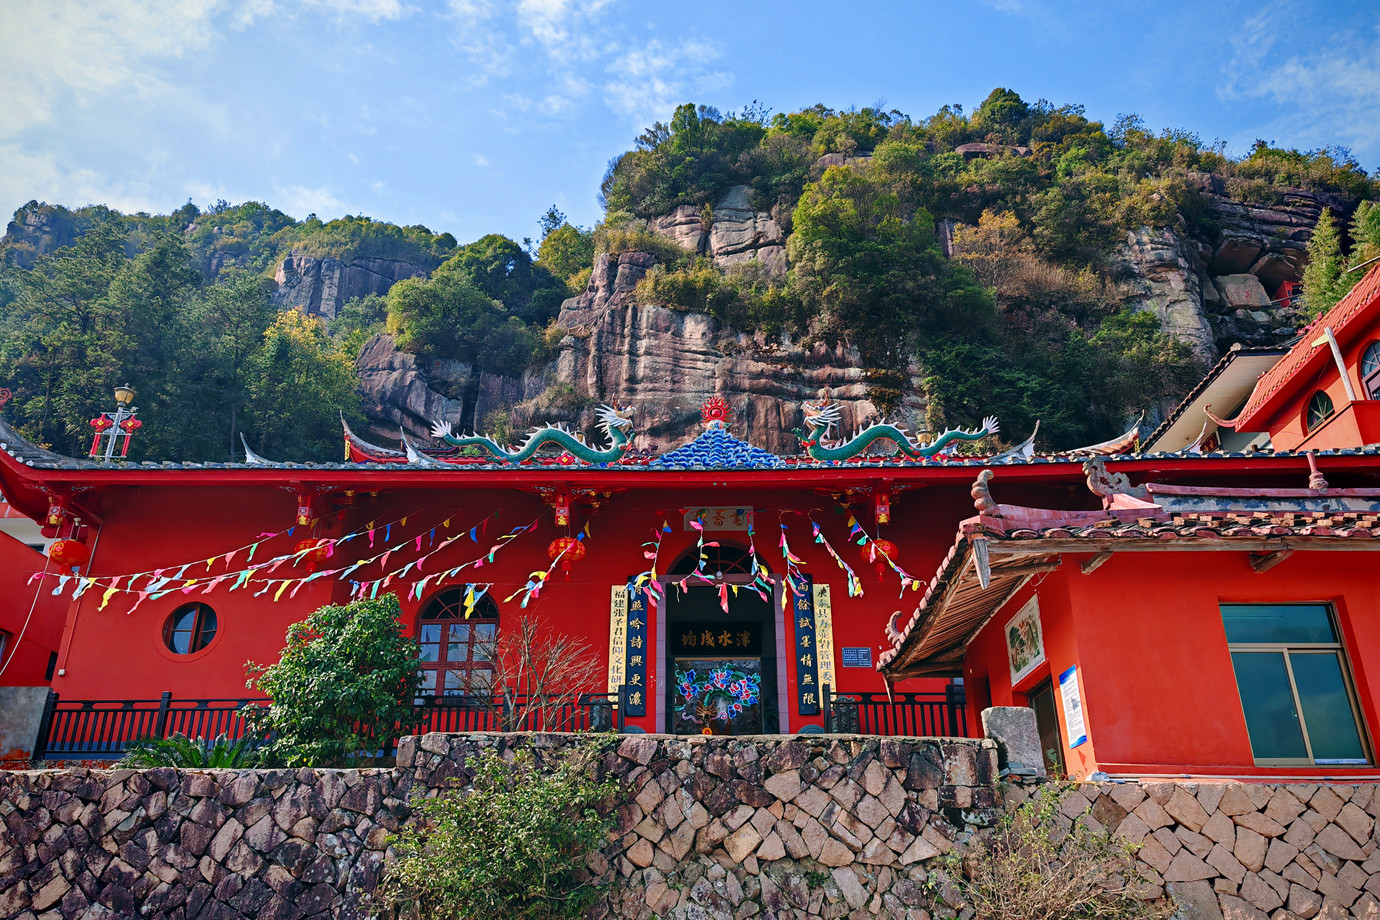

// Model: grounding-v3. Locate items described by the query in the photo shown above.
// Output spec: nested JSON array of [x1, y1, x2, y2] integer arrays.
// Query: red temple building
[[4, 267, 1380, 780]]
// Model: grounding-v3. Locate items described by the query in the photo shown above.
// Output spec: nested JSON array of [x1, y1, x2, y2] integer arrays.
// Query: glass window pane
[[473, 624, 496, 661], [1231, 652, 1309, 761], [418, 642, 438, 663], [1292, 653, 1368, 764], [195, 609, 216, 650], [469, 669, 493, 692], [1221, 605, 1336, 645], [443, 670, 465, 695], [170, 628, 191, 655], [420, 624, 441, 642], [418, 670, 437, 693]]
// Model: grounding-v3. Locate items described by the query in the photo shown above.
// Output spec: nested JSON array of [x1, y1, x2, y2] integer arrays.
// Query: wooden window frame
[[1306, 390, 1335, 433], [1223, 603, 1371, 767], [417, 589, 499, 700], [163, 603, 217, 655], [1361, 341, 1380, 400]]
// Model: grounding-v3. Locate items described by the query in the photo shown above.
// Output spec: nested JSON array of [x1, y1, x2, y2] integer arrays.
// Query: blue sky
[[2, 0, 1377, 245]]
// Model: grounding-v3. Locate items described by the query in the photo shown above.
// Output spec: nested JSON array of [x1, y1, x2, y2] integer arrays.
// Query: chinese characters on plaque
[[681, 507, 753, 532], [791, 580, 839, 715], [607, 585, 649, 717], [668, 621, 762, 655]]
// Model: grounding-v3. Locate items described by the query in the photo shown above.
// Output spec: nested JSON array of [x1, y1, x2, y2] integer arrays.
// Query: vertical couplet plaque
[[792, 576, 820, 715], [624, 590, 649, 716], [606, 586, 628, 701], [812, 582, 837, 697]]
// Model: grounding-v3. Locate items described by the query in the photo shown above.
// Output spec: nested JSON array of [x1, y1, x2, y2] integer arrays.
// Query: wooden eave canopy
[[880, 528, 1380, 681]]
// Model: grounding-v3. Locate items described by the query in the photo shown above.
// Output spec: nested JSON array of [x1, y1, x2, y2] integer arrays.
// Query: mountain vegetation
[[1, 88, 1377, 460]]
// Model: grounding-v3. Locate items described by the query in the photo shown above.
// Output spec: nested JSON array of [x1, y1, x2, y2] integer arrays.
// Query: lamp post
[[88, 384, 143, 461]]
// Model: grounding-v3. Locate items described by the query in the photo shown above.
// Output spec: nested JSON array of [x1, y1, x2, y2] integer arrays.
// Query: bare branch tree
[[482, 617, 603, 732]]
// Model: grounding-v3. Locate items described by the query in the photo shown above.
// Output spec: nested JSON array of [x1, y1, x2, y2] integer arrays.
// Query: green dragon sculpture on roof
[[797, 398, 999, 461], [430, 403, 636, 464]]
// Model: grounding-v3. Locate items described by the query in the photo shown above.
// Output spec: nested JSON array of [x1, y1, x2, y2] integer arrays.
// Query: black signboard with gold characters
[[624, 591, 649, 716], [668, 621, 763, 656], [791, 575, 821, 715]]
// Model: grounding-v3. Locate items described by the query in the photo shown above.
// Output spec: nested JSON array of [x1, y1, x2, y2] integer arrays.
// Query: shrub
[[939, 783, 1174, 920], [374, 739, 620, 920], [118, 732, 264, 768], [244, 594, 422, 767]]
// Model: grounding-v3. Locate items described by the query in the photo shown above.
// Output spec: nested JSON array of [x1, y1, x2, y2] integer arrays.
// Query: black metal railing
[[35, 687, 629, 761], [821, 683, 969, 737]]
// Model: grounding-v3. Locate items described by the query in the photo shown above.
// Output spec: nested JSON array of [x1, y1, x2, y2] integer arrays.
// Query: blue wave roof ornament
[[650, 397, 785, 470]]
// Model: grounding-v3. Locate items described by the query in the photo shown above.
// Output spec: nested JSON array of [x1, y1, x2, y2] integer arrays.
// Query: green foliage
[[538, 222, 596, 285], [385, 273, 534, 374], [270, 213, 455, 267], [438, 234, 565, 325], [939, 783, 1174, 920], [374, 740, 619, 920], [330, 292, 388, 356], [1302, 209, 1347, 317], [244, 594, 422, 767], [245, 310, 365, 460], [118, 732, 264, 769]]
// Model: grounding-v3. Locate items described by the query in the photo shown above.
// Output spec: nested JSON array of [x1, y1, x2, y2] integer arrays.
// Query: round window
[[1306, 390, 1335, 432], [163, 603, 217, 654]]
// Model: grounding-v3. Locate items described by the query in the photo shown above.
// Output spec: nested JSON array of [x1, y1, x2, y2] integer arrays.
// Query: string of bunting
[[808, 517, 863, 598], [505, 520, 587, 608], [33, 507, 537, 615], [627, 519, 672, 602], [843, 508, 925, 597]]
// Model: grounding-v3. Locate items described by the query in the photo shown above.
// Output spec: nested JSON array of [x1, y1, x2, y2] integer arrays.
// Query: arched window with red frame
[[417, 588, 498, 699]]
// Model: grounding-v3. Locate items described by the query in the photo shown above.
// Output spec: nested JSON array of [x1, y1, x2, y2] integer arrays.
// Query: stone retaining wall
[[2, 732, 1379, 920]]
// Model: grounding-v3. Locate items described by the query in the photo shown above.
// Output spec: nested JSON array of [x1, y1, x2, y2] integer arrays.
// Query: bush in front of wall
[[937, 782, 1176, 920], [117, 732, 265, 769], [244, 593, 422, 767], [373, 738, 620, 920]]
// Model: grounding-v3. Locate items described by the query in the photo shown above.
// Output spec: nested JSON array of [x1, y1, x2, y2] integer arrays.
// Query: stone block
[[627, 838, 654, 868], [1220, 893, 1271, 920], [1241, 873, 1285, 913], [1265, 790, 1308, 827], [1156, 827, 1186, 855], [1117, 812, 1152, 844], [1264, 838, 1299, 874], [1315, 871, 1360, 908], [1315, 825, 1366, 862], [818, 837, 854, 867], [1288, 883, 1323, 919], [1221, 787, 1259, 817], [1164, 851, 1218, 883], [1208, 843, 1249, 884], [762, 770, 801, 803], [1310, 788, 1346, 822], [898, 834, 939, 865], [1233, 812, 1287, 838], [1236, 828, 1268, 872], [1139, 835, 1175, 873], [1198, 784, 1227, 816], [1336, 803, 1374, 845], [1137, 796, 1174, 830], [1166, 879, 1225, 920], [831, 867, 868, 910], [1168, 786, 1212, 831], [723, 824, 762, 863], [1178, 826, 1215, 858], [981, 707, 1045, 778]]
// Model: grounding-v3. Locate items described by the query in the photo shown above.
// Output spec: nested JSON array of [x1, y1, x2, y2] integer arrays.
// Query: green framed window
[[1221, 604, 1369, 766]]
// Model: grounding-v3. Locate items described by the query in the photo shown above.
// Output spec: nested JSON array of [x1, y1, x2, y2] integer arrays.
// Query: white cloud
[[1220, 8, 1380, 160], [604, 40, 732, 124], [276, 184, 349, 218], [473, 154, 491, 166]]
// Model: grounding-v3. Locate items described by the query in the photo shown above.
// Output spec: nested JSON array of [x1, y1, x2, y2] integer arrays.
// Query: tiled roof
[[1142, 345, 1289, 450], [1236, 263, 1380, 430], [878, 499, 1380, 678], [649, 424, 785, 469]]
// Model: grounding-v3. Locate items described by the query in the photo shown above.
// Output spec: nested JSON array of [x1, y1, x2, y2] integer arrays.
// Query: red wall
[[964, 550, 1380, 778], [1261, 311, 1380, 451], [0, 533, 64, 687], [48, 478, 1089, 730]]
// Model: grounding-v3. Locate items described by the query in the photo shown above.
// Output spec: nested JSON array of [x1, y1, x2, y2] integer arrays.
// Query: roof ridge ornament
[[798, 397, 999, 462], [429, 402, 636, 464], [700, 396, 731, 430], [240, 434, 274, 466]]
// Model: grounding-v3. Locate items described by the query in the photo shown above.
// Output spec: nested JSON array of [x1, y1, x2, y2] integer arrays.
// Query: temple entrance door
[[663, 545, 780, 735], [664, 586, 778, 735]]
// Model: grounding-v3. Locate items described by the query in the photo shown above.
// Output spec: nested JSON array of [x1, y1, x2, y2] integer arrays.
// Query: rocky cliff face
[[651, 185, 787, 277], [273, 250, 429, 320], [1115, 188, 1324, 361], [1, 204, 80, 269], [362, 249, 923, 455]]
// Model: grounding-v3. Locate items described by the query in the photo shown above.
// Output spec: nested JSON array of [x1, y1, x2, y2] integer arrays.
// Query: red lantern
[[862, 539, 898, 577], [547, 536, 586, 578], [295, 538, 333, 573], [49, 539, 90, 567]]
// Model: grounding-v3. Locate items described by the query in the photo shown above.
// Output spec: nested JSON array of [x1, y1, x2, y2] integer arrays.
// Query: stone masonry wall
[[2, 732, 1379, 920]]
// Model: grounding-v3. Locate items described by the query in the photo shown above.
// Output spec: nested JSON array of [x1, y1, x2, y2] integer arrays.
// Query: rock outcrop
[[1, 203, 80, 269], [272, 250, 430, 320], [651, 185, 786, 278], [542, 250, 923, 453], [1118, 227, 1217, 362], [354, 334, 467, 442]]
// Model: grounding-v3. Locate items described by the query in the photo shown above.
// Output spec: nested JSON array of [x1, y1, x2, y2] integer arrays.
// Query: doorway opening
[[1027, 678, 1066, 776], [663, 544, 780, 734]]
